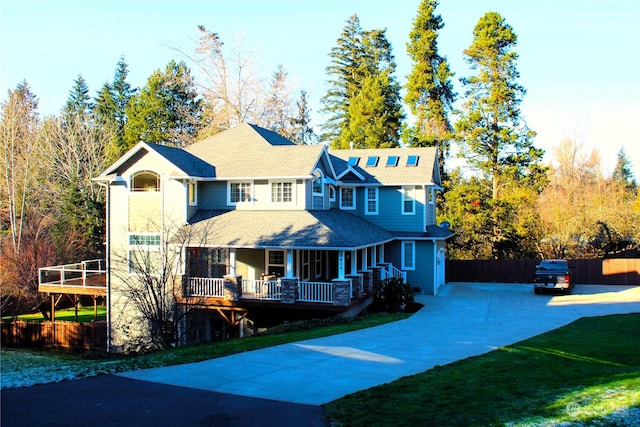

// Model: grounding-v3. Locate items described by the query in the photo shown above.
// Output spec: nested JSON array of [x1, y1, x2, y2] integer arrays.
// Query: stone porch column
[[223, 275, 242, 301]]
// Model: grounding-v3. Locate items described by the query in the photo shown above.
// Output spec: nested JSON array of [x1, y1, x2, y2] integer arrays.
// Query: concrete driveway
[[120, 283, 640, 405]]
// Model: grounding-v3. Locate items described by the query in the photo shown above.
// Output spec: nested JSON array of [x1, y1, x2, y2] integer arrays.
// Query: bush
[[373, 277, 414, 313]]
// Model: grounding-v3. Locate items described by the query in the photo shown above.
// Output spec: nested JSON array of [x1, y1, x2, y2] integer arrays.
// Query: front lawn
[[325, 313, 640, 426]]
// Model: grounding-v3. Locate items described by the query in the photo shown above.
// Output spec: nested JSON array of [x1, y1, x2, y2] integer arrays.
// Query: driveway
[[3, 283, 638, 427], [119, 283, 640, 405]]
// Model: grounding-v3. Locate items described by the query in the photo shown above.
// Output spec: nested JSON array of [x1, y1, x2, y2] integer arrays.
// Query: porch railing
[[380, 264, 407, 282], [242, 279, 281, 300], [298, 281, 333, 303], [186, 277, 225, 297]]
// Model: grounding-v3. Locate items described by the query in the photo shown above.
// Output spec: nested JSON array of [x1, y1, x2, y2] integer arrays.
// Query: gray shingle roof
[[330, 147, 439, 186], [145, 143, 216, 178], [185, 123, 324, 179], [181, 209, 394, 250]]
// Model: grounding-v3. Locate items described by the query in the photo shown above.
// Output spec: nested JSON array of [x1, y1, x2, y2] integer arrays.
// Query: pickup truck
[[533, 260, 575, 294]]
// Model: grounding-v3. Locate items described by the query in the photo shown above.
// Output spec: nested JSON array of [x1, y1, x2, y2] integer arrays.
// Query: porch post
[[361, 248, 368, 271], [338, 250, 345, 279], [229, 248, 237, 276], [285, 249, 295, 278], [351, 250, 357, 275], [378, 244, 385, 263], [371, 246, 377, 268]]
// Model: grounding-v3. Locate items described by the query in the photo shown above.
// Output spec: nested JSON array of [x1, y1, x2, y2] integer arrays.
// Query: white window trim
[[339, 186, 356, 210], [402, 186, 416, 215], [365, 187, 378, 215], [312, 168, 324, 197], [329, 185, 336, 202], [266, 250, 285, 277], [401, 241, 416, 271], [127, 233, 161, 274], [227, 181, 253, 206], [270, 180, 296, 205], [188, 181, 198, 206], [428, 188, 435, 205], [130, 170, 161, 193]]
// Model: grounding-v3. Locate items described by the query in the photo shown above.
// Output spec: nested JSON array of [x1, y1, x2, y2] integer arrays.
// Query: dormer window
[[131, 171, 160, 192], [386, 156, 399, 167], [312, 169, 324, 196], [366, 156, 379, 167]]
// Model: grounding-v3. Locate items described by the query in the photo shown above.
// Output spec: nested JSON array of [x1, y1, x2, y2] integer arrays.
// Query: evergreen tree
[[456, 11, 545, 200], [264, 65, 294, 138], [64, 75, 93, 119], [404, 0, 455, 175], [321, 15, 366, 145], [321, 15, 403, 149], [125, 60, 202, 148], [290, 90, 318, 145], [95, 57, 136, 161], [612, 147, 637, 191]]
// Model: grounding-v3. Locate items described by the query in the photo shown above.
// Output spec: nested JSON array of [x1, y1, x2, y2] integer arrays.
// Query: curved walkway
[[119, 283, 640, 405]]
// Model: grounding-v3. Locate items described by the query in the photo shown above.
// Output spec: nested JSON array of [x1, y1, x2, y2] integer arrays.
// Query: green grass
[[1, 311, 410, 387], [2, 307, 107, 322], [325, 313, 640, 426]]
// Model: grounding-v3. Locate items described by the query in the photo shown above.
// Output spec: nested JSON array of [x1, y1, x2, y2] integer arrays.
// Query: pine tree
[[64, 75, 93, 119], [321, 15, 404, 148], [290, 90, 318, 145], [456, 11, 545, 199], [125, 60, 202, 148], [612, 147, 637, 191], [263, 65, 294, 138], [404, 0, 455, 174]]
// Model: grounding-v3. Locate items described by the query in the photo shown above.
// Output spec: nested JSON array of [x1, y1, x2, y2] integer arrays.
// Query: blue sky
[[1, 0, 638, 178]]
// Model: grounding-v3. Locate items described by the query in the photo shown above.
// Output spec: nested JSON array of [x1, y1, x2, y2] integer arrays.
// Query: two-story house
[[93, 123, 452, 352]]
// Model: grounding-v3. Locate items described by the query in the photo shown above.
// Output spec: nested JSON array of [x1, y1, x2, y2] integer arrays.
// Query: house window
[[228, 182, 252, 204], [366, 156, 379, 167], [329, 185, 336, 202], [347, 157, 359, 167], [271, 181, 293, 203], [407, 155, 419, 167], [312, 169, 324, 196], [340, 187, 355, 210], [128, 233, 161, 274], [428, 188, 435, 205], [401, 241, 415, 270], [266, 250, 285, 277], [365, 187, 378, 215], [386, 156, 399, 167], [131, 171, 160, 192], [188, 182, 198, 206], [402, 186, 415, 215]]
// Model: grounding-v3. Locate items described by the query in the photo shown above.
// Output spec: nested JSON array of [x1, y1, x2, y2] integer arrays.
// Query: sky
[[1, 0, 639, 179]]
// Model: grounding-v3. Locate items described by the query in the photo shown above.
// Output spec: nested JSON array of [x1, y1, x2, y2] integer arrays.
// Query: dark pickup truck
[[533, 260, 575, 294]]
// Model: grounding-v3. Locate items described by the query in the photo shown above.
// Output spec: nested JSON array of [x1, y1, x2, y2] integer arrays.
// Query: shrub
[[373, 277, 414, 313]]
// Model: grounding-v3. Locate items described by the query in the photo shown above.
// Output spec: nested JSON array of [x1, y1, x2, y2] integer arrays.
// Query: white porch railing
[[186, 277, 225, 297], [242, 279, 281, 300], [380, 264, 407, 282], [298, 281, 333, 303]]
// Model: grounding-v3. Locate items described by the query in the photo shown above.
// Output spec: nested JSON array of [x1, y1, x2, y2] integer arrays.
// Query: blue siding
[[348, 187, 424, 232], [385, 240, 436, 295], [198, 181, 227, 209]]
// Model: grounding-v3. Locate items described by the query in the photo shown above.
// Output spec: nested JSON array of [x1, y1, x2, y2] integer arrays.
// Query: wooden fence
[[1, 320, 107, 352], [446, 259, 640, 285]]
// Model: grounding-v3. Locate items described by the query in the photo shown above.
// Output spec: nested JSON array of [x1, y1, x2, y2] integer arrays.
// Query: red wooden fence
[[1, 320, 107, 351], [446, 259, 640, 285]]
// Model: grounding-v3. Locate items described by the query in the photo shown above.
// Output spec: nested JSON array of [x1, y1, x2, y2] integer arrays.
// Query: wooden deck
[[38, 260, 106, 296]]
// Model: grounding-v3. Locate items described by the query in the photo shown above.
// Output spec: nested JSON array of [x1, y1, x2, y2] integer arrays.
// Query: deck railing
[[39, 259, 106, 289], [186, 277, 225, 297], [242, 279, 281, 300], [298, 281, 333, 303]]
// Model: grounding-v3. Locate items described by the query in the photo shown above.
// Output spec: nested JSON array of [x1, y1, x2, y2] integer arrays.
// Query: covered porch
[[178, 209, 407, 308]]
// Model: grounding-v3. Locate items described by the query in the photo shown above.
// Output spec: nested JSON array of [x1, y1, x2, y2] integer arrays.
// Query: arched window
[[131, 171, 160, 192], [312, 169, 324, 196]]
